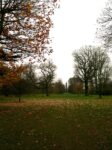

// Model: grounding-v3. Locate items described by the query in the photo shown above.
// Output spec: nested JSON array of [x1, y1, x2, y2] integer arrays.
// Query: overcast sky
[[50, 0, 107, 83]]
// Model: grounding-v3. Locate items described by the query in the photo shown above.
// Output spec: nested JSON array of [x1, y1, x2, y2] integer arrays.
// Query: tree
[[92, 48, 111, 98], [73, 46, 111, 97], [53, 79, 65, 94], [23, 61, 56, 96], [97, 0, 112, 48], [0, 62, 25, 100], [38, 60, 56, 96], [11, 78, 28, 102], [102, 79, 112, 95], [0, 0, 59, 96], [68, 77, 83, 94], [23, 63, 38, 89], [0, 0, 59, 61], [11, 64, 40, 100], [73, 46, 94, 96]]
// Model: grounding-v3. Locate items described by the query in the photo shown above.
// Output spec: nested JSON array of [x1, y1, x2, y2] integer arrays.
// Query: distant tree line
[[1, 45, 112, 100], [0, 60, 65, 101]]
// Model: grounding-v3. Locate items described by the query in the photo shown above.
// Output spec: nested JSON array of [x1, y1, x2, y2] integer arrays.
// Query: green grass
[[22, 93, 112, 101], [0, 96, 112, 150], [0, 93, 112, 102]]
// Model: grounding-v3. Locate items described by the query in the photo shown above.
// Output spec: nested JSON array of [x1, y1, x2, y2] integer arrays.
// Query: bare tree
[[73, 46, 111, 97], [38, 60, 56, 96], [73, 46, 94, 96], [97, 0, 112, 48], [68, 77, 83, 94], [93, 48, 111, 98], [53, 79, 65, 94]]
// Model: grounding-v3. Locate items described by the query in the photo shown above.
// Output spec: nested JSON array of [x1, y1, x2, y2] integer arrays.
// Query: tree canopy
[[0, 0, 59, 61], [73, 46, 111, 97], [97, 0, 112, 49]]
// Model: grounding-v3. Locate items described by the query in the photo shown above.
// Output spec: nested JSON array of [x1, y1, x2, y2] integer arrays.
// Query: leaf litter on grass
[[0, 99, 112, 150]]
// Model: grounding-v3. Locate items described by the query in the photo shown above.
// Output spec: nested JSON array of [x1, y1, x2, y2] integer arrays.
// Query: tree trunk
[[99, 81, 102, 99], [95, 75, 98, 94], [45, 85, 49, 96], [84, 80, 88, 96], [98, 73, 102, 98], [19, 96, 21, 102]]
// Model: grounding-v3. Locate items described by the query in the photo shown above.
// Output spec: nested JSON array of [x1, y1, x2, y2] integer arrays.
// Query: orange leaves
[[0, 61, 26, 87], [3, 28, 9, 36], [0, 0, 60, 63], [20, 2, 32, 17], [26, 2, 33, 12], [0, 0, 59, 91]]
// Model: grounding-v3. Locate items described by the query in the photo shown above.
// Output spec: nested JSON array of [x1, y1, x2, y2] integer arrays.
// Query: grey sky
[[50, 0, 107, 83]]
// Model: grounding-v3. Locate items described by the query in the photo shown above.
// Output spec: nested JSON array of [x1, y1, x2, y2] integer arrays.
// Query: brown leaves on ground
[[0, 99, 112, 108]]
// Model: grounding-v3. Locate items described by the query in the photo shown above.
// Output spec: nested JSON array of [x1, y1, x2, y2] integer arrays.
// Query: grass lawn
[[0, 95, 112, 150]]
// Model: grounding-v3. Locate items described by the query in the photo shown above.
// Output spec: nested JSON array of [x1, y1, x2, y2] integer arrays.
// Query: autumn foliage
[[0, 61, 26, 88], [0, 0, 59, 61], [0, 0, 59, 94]]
